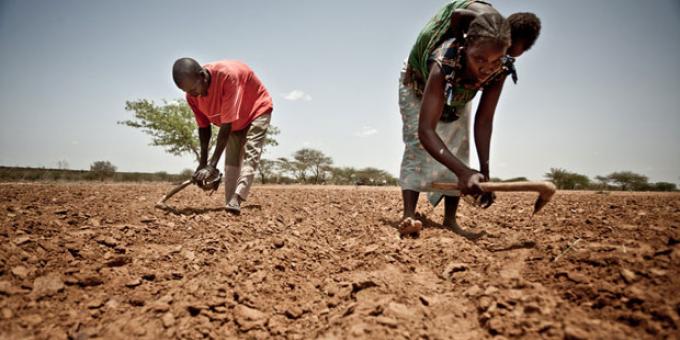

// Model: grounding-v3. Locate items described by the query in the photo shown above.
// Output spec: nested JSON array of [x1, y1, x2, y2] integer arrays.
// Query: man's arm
[[207, 123, 231, 169], [474, 77, 505, 180], [197, 127, 211, 169], [194, 123, 232, 181], [418, 64, 484, 195]]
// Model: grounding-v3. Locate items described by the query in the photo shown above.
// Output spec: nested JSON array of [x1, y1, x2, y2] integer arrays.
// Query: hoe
[[431, 180, 557, 215], [155, 173, 223, 209]]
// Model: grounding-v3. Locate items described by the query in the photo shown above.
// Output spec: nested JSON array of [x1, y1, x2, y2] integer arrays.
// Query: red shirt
[[186, 61, 273, 131]]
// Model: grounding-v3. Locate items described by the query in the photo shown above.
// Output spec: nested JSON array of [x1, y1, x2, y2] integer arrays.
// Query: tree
[[329, 167, 357, 185], [179, 168, 194, 180], [277, 157, 306, 182], [121, 99, 280, 163], [293, 148, 333, 184], [90, 161, 117, 181], [257, 159, 277, 184], [355, 167, 397, 186], [607, 171, 649, 191], [652, 182, 677, 192], [263, 125, 280, 154], [594, 175, 611, 190], [502, 177, 528, 182], [120, 99, 215, 161], [545, 168, 590, 190]]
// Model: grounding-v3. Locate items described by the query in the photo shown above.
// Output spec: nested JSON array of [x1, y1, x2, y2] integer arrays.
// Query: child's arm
[[449, 9, 478, 40], [448, 3, 499, 40]]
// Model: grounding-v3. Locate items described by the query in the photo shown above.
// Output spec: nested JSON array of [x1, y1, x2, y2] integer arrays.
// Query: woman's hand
[[458, 171, 485, 196]]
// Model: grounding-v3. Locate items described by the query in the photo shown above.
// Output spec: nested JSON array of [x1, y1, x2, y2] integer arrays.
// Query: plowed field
[[1, 183, 678, 339]]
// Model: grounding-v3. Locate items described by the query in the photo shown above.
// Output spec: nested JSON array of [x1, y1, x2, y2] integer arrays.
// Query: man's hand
[[193, 165, 218, 182]]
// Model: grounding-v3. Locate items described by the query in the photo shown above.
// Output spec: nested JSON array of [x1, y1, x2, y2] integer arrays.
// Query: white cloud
[[355, 126, 378, 137], [283, 90, 312, 102]]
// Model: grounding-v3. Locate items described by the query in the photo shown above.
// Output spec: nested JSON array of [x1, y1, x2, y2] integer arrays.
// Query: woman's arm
[[418, 64, 484, 194], [474, 76, 505, 180]]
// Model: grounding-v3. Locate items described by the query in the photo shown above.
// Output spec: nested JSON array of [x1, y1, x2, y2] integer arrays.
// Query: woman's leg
[[443, 195, 485, 239], [402, 190, 420, 219]]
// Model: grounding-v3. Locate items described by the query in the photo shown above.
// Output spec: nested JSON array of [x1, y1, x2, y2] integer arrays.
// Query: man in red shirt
[[172, 58, 274, 214]]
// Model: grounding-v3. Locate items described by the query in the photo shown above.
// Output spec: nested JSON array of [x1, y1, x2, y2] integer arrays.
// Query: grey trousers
[[223, 113, 271, 203]]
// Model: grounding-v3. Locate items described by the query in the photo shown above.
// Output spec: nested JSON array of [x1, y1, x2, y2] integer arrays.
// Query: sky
[[1, 0, 679, 184]]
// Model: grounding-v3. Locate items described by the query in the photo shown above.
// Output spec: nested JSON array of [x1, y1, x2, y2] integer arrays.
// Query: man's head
[[172, 58, 210, 97], [464, 12, 511, 84], [507, 12, 541, 58]]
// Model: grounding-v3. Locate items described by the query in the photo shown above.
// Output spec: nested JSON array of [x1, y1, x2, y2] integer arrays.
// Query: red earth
[[1, 183, 679, 339]]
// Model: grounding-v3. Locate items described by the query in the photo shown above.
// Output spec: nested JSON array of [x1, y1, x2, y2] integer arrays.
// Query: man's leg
[[232, 113, 271, 205], [223, 129, 247, 213], [443, 195, 485, 240]]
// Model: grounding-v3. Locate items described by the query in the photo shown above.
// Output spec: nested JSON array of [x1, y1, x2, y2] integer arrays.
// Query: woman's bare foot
[[444, 221, 486, 240], [398, 217, 423, 237]]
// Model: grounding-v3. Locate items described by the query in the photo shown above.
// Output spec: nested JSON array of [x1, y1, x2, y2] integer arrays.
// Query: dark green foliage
[[90, 161, 117, 181], [545, 168, 590, 190]]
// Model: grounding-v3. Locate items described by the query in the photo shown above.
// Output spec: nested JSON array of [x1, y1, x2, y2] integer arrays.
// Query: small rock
[[285, 306, 303, 319], [106, 256, 132, 267], [105, 298, 120, 310], [140, 216, 156, 223], [523, 303, 541, 314], [21, 314, 43, 326], [0, 281, 15, 295], [76, 274, 104, 287], [142, 273, 156, 281], [150, 302, 170, 313], [182, 250, 196, 261], [478, 296, 493, 311], [2, 308, 13, 319], [566, 271, 589, 284], [14, 236, 31, 245], [87, 298, 106, 309], [32, 273, 64, 299], [419, 295, 431, 306], [386, 302, 415, 319], [129, 294, 146, 307], [125, 278, 142, 288], [127, 318, 147, 336], [484, 286, 499, 295], [273, 239, 285, 248], [442, 262, 469, 280], [487, 317, 504, 334], [620, 268, 636, 284], [363, 244, 380, 254], [11, 266, 29, 279], [96, 236, 118, 248], [375, 316, 398, 328], [626, 286, 646, 303], [649, 268, 667, 277], [564, 324, 589, 340], [161, 312, 175, 328], [234, 305, 267, 331], [464, 284, 482, 297]]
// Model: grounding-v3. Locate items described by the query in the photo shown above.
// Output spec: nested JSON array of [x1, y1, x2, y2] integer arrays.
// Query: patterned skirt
[[398, 64, 471, 204]]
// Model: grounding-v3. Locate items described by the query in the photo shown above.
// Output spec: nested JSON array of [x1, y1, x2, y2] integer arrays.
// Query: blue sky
[[1, 1, 679, 184]]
